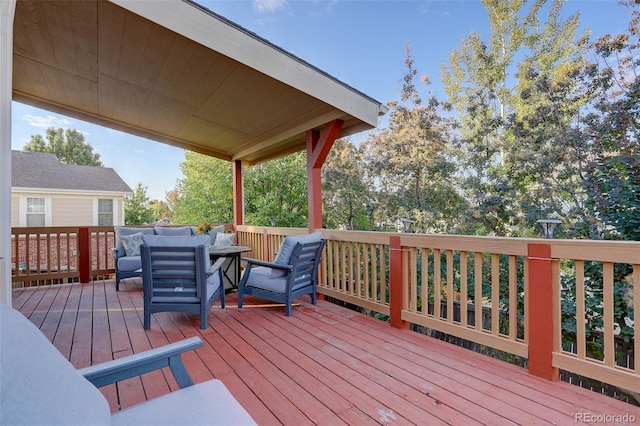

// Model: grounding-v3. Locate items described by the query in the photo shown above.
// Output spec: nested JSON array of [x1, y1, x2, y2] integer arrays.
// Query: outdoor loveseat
[[113, 225, 225, 290], [0, 304, 256, 425]]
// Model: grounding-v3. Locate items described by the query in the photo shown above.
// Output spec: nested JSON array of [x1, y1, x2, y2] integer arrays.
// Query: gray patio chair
[[141, 235, 224, 329], [0, 304, 256, 425], [238, 232, 326, 316]]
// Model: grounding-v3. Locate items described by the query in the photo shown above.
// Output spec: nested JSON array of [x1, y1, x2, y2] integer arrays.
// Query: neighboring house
[[11, 150, 133, 227]]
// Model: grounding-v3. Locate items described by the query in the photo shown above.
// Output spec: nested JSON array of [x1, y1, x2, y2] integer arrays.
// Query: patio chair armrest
[[79, 336, 203, 389], [208, 257, 226, 273], [243, 257, 292, 271]]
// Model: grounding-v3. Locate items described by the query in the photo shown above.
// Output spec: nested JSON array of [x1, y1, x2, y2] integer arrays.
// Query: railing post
[[262, 228, 270, 261], [527, 243, 558, 380], [390, 236, 408, 329], [78, 227, 90, 283]]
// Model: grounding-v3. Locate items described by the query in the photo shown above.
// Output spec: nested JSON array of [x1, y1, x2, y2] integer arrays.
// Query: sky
[[11, 0, 629, 200]]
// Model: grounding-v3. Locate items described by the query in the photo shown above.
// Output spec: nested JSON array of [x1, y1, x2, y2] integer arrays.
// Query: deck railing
[[10, 226, 115, 286], [10, 225, 640, 394], [236, 225, 640, 395]]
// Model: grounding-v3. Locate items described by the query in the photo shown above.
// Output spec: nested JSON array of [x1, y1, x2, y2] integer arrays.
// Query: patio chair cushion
[[154, 225, 193, 236], [271, 231, 322, 277], [0, 304, 110, 426], [245, 266, 288, 292], [111, 379, 256, 426], [117, 255, 143, 273]]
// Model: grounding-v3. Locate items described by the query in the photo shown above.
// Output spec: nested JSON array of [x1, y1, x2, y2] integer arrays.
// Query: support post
[[306, 130, 321, 231], [78, 228, 91, 283], [527, 243, 558, 380], [389, 236, 408, 329], [0, 0, 16, 304], [233, 160, 244, 227], [306, 120, 343, 231]]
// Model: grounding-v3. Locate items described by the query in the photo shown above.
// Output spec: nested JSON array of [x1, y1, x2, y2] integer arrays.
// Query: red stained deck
[[12, 279, 640, 425]]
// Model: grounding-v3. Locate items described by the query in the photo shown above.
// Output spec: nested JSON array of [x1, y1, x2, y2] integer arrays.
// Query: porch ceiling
[[12, 0, 385, 165]]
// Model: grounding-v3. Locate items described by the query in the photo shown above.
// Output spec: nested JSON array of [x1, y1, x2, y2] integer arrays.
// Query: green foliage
[[583, 0, 640, 241], [170, 152, 233, 225], [169, 151, 308, 227], [124, 183, 154, 225], [323, 139, 375, 230], [441, 0, 590, 237], [149, 199, 170, 223], [244, 152, 309, 227], [560, 260, 634, 363], [362, 45, 467, 233], [23, 127, 102, 166]]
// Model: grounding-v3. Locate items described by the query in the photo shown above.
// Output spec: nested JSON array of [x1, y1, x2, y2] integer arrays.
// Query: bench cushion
[[111, 379, 256, 425], [117, 255, 143, 272], [0, 304, 110, 426], [154, 226, 193, 236]]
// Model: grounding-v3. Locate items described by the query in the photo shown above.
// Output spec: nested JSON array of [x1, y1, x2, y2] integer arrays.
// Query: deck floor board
[[12, 279, 640, 425]]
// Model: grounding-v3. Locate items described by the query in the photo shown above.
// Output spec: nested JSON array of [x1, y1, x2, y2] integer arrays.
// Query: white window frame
[[19, 196, 51, 227], [94, 198, 116, 226]]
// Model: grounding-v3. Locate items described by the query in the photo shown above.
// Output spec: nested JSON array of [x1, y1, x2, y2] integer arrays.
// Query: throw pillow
[[212, 233, 235, 248], [208, 225, 226, 245], [120, 232, 145, 257]]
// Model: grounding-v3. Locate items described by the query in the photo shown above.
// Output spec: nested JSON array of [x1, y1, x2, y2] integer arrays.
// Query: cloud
[[22, 114, 71, 128], [253, 0, 287, 13]]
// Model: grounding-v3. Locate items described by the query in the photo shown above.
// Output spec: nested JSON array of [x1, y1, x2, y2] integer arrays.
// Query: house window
[[26, 197, 45, 227], [98, 199, 114, 226]]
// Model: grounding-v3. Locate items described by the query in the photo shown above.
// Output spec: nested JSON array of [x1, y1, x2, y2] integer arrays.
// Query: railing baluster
[[603, 262, 614, 368]]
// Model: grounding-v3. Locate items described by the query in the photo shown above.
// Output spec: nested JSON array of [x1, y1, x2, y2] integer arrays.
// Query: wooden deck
[[12, 279, 640, 425]]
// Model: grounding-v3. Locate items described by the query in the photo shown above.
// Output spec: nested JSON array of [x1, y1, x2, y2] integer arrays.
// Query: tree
[[364, 45, 466, 233], [323, 139, 375, 230], [441, 0, 589, 236], [244, 152, 309, 227], [149, 199, 170, 224], [583, 0, 640, 241], [169, 151, 309, 227], [23, 127, 102, 166], [124, 183, 154, 225], [170, 152, 233, 225]]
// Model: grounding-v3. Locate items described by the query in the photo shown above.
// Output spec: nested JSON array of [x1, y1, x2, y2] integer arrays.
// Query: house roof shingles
[[11, 150, 133, 194]]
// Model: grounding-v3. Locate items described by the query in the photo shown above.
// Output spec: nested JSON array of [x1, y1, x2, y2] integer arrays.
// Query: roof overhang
[[12, 0, 386, 165]]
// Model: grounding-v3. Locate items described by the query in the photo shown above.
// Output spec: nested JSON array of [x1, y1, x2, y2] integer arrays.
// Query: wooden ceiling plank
[[69, 0, 99, 80], [152, 35, 198, 98], [12, 56, 52, 102], [45, 1, 79, 77], [97, 0, 124, 79], [195, 65, 263, 124], [136, 23, 177, 91], [60, 70, 98, 114], [97, 72, 117, 120], [186, 49, 238, 108], [14, 1, 56, 66], [116, 9, 150, 84]]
